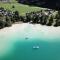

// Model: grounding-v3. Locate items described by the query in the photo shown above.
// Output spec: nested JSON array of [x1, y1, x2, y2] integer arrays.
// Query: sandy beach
[[0, 23, 60, 40]]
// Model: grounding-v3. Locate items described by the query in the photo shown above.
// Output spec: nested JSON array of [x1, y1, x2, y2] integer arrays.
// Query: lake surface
[[0, 23, 60, 60]]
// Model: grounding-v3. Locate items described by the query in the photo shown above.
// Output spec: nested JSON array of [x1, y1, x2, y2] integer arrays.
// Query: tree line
[[0, 7, 60, 29]]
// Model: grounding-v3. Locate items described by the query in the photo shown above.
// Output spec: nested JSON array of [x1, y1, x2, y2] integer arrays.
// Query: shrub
[[0, 16, 6, 29], [13, 11, 20, 22], [5, 16, 12, 27]]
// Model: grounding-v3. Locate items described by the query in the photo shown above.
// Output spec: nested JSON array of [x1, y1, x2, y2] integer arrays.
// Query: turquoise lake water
[[0, 24, 60, 60]]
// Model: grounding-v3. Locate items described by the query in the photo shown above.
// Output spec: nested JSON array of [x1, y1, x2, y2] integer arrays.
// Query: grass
[[0, 0, 46, 16]]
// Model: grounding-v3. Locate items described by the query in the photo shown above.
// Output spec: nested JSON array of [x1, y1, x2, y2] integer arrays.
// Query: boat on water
[[33, 46, 39, 49]]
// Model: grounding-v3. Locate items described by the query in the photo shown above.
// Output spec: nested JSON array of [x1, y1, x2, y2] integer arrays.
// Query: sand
[[0, 23, 60, 41]]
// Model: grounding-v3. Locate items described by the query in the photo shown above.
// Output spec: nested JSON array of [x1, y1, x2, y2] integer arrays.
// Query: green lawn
[[0, 0, 46, 15]]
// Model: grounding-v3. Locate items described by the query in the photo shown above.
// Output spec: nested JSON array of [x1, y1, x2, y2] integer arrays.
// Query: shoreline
[[0, 21, 60, 30], [0, 23, 60, 37], [0, 23, 60, 32]]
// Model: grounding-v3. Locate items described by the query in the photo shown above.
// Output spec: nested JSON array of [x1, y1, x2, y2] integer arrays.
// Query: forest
[[18, 0, 60, 9]]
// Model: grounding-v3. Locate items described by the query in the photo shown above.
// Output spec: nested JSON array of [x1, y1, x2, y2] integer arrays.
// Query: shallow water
[[0, 24, 60, 60]]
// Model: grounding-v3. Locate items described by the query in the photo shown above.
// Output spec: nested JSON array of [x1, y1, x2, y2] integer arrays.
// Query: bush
[[13, 11, 20, 22], [46, 14, 53, 26], [12, 5, 15, 8], [0, 16, 6, 29], [5, 16, 12, 27]]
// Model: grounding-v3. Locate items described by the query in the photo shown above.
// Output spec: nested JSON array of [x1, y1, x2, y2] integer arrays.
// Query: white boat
[[33, 46, 39, 49]]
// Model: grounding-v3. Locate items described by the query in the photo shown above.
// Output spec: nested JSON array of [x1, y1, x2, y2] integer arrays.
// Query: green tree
[[5, 16, 12, 27], [46, 14, 53, 26], [13, 11, 20, 22], [0, 14, 6, 29]]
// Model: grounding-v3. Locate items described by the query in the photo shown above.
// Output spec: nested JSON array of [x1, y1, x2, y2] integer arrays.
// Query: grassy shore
[[0, 0, 47, 16]]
